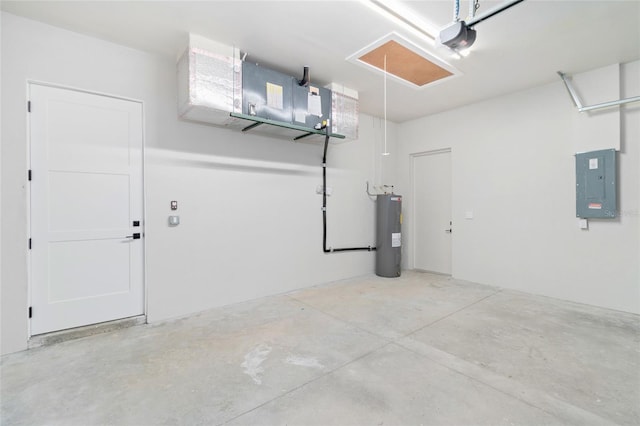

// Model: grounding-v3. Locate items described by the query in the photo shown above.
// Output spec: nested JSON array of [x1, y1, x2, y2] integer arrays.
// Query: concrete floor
[[2, 271, 639, 425]]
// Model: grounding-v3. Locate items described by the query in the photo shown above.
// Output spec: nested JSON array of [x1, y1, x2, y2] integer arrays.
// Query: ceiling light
[[360, 0, 438, 45]]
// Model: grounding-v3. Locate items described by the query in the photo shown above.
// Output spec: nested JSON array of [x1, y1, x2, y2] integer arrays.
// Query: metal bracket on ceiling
[[557, 71, 640, 113]]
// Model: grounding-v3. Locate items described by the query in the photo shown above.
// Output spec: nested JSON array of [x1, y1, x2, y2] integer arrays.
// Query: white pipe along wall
[[0, 12, 397, 355]]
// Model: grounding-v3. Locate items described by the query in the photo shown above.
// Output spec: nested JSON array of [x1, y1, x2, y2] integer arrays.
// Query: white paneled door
[[29, 84, 144, 335], [413, 150, 452, 275]]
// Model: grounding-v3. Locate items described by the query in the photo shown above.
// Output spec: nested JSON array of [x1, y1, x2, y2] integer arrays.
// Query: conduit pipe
[[299, 66, 310, 87], [557, 71, 640, 113], [321, 131, 375, 253]]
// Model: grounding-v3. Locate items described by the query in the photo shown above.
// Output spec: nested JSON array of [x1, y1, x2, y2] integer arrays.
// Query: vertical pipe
[[321, 130, 375, 253]]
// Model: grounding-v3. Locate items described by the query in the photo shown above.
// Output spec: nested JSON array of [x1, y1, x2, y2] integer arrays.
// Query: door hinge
[[28, 101, 31, 113], [28, 169, 32, 181], [29, 307, 32, 318], [28, 238, 32, 250]]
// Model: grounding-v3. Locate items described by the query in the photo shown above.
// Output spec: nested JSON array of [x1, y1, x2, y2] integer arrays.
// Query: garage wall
[[1, 12, 396, 355], [397, 61, 640, 314]]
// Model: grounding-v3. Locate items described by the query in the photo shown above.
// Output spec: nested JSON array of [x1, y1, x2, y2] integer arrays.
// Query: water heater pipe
[[322, 131, 375, 253], [299, 66, 310, 87]]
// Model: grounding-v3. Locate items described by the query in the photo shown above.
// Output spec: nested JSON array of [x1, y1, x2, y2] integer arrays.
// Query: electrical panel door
[[576, 149, 616, 218]]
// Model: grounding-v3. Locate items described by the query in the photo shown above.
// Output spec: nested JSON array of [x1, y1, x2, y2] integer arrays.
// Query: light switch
[[465, 211, 474, 219], [578, 218, 588, 230], [170, 201, 178, 210], [168, 216, 180, 226]]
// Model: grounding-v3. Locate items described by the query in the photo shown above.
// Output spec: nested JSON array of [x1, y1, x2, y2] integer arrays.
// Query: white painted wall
[[1, 13, 396, 354], [6, 10, 635, 357], [398, 60, 640, 314]]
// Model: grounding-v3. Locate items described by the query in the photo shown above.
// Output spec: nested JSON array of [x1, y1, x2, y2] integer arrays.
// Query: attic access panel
[[359, 40, 451, 86], [347, 33, 460, 89]]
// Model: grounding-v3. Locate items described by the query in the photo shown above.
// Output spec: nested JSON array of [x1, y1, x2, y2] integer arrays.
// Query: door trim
[[409, 148, 452, 273], [26, 81, 147, 338]]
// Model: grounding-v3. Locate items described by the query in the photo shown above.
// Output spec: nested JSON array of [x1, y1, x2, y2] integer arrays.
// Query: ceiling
[[2, 1, 639, 122]]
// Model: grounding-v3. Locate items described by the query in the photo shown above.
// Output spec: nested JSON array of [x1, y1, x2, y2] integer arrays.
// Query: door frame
[[409, 148, 452, 273], [26, 80, 148, 338]]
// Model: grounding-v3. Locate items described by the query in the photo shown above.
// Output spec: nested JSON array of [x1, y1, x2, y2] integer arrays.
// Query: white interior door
[[29, 84, 144, 335], [413, 150, 452, 274]]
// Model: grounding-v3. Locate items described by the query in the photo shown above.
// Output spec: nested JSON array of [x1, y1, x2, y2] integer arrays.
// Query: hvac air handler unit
[[375, 194, 402, 278]]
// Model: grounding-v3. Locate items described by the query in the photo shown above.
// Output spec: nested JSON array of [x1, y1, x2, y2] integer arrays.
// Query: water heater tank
[[375, 194, 402, 277]]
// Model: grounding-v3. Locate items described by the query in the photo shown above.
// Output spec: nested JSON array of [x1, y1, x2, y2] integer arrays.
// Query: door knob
[[125, 233, 141, 239], [445, 229, 452, 233]]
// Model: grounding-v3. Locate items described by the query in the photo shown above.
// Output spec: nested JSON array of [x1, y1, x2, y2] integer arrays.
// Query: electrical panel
[[575, 149, 616, 218]]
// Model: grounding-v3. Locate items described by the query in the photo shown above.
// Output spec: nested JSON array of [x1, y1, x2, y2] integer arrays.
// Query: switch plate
[[465, 211, 474, 219], [168, 216, 180, 226], [170, 201, 178, 210]]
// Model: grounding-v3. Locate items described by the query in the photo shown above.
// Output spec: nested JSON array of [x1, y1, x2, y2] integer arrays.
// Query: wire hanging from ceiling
[[382, 54, 390, 156]]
